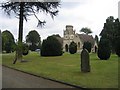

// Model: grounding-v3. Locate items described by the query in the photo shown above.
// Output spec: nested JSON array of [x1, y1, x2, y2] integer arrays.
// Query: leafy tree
[[29, 44, 38, 51], [22, 43, 29, 56], [83, 41, 92, 53], [41, 36, 62, 56], [80, 27, 92, 35], [37, 42, 41, 49], [69, 41, 77, 54], [26, 30, 41, 51], [97, 38, 111, 60], [2, 30, 15, 53], [1, 1, 60, 64]]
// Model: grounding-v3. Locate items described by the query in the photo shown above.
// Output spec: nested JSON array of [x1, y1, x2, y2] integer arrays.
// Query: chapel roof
[[77, 34, 95, 46]]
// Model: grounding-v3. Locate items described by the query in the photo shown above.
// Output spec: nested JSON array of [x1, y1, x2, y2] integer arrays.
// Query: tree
[[114, 39, 120, 57], [37, 42, 41, 49], [69, 41, 77, 54], [1, 1, 60, 64], [80, 27, 92, 35], [52, 34, 63, 46], [26, 30, 41, 51], [114, 18, 120, 57], [41, 36, 62, 56], [97, 38, 111, 60], [83, 42, 92, 53], [100, 16, 115, 53], [2, 30, 15, 53], [100, 16, 120, 55], [22, 43, 29, 56]]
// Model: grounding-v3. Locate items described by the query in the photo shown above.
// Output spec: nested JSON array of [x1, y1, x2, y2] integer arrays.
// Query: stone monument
[[81, 48, 90, 72]]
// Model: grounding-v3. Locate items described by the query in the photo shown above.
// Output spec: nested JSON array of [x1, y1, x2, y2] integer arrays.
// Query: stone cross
[[81, 48, 90, 72]]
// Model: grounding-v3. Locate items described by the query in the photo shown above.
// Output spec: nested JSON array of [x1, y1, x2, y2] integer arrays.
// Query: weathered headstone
[[81, 48, 90, 72]]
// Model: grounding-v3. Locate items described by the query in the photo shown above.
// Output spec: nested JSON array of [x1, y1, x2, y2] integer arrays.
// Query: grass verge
[[2, 52, 118, 88]]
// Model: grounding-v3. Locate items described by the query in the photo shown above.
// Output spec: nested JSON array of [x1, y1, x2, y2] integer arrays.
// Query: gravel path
[[2, 66, 75, 88]]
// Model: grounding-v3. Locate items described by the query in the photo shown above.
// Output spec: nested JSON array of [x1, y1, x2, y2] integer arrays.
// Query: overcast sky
[[0, 0, 119, 41]]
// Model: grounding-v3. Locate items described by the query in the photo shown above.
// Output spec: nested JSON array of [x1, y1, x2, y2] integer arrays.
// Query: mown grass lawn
[[2, 52, 119, 88]]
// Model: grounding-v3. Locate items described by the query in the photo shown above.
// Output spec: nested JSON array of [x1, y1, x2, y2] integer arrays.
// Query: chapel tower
[[63, 25, 76, 52]]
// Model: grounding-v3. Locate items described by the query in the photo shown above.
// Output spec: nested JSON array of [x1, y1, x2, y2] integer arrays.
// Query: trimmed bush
[[97, 38, 111, 60], [83, 41, 92, 53], [69, 41, 77, 54], [41, 36, 63, 56]]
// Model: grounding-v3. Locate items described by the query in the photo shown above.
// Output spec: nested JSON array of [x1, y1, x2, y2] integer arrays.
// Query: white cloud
[[0, 0, 119, 41], [118, 1, 120, 20]]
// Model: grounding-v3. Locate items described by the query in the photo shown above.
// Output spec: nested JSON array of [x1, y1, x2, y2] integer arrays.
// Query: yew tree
[[2, 30, 15, 53], [1, 0, 60, 64], [26, 30, 41, 51]]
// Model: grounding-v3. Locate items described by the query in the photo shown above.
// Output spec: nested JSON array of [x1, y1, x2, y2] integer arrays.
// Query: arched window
[[65, 44, 68, 52]]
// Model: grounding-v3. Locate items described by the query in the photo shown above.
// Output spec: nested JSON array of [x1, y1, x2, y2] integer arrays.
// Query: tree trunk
[[13, 2, 24, 64]]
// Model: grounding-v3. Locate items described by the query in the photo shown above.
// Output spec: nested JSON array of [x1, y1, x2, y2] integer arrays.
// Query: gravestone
[[81, 48, 90, 72]]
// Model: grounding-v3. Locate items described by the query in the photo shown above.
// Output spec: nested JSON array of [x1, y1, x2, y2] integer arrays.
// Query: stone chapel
[[63, 25, 97, 52]]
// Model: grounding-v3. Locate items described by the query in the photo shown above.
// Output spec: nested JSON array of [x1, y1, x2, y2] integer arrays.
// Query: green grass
[[2, 52, 119, 88]]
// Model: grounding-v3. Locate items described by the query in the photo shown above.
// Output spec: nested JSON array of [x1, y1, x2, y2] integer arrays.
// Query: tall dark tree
[[1, 1, 60, 64], [114, 18, 120, 57], [26, 30, 41, 51], [2, 30, 15, 53], [80, 27, 92, 35], [100, 16, 120, 55], [100, 16, 115, 53]]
